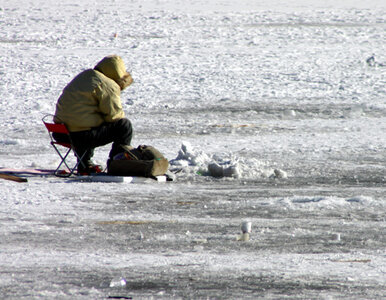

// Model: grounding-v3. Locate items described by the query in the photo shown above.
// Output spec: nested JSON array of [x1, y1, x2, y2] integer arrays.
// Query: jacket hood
[[94, 55, 133, 90]]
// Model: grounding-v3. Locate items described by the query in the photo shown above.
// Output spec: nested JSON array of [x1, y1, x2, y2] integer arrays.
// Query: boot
[[77, 160, 103, 175]]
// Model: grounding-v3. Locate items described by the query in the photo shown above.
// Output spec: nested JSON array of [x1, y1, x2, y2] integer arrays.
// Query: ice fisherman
[[53, 55, 134, 174]]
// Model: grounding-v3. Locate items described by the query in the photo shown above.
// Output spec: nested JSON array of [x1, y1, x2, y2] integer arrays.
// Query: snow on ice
[[0, 0, 385, 299]]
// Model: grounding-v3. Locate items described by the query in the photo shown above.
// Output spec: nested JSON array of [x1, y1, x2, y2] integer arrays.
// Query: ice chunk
[[272, 169, 288, 179], [171, 142, 210, 167], [208, 162, 240, 178], [241, 221, 252, 234], [109, 277, 127, 288], [208, 162, 224, 177]]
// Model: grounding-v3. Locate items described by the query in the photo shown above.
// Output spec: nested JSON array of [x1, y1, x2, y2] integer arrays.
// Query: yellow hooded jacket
[[54, 55, 133, 132]]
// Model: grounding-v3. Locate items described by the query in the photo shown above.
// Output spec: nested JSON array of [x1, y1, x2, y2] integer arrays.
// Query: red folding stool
[[42, 115, 85, 177]]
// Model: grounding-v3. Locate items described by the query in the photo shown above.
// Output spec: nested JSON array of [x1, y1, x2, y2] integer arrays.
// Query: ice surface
[[0, 0, 385, 299]]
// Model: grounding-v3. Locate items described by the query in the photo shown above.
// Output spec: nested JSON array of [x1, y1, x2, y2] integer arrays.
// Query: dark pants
[[54, 118, 133, 166]]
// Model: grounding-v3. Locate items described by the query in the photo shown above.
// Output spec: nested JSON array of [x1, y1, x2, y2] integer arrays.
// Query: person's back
[[55, 68, 124, 132]]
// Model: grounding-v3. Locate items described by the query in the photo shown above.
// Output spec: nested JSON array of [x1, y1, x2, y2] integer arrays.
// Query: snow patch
[[0, 139, 25, 146], [277, 195, 381, 210], [170, 142, 285, 179]]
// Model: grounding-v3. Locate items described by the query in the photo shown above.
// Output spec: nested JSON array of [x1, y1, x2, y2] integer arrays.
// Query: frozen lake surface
[[0, 0, 385, 298]]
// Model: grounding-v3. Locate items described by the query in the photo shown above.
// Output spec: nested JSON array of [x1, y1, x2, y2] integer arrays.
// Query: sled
[[70, 173, 169, 183], [0, 167, 172, 183]]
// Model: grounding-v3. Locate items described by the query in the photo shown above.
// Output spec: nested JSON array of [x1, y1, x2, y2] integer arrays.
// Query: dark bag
[[107, 145, 169, 177]]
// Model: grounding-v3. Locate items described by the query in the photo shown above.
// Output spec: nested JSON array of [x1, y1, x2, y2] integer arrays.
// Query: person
[[53, 55, 134, 174]]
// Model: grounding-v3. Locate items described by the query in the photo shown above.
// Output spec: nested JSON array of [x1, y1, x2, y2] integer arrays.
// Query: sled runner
[[0, 168, 56, 176], [0, 173, 28, 183]]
